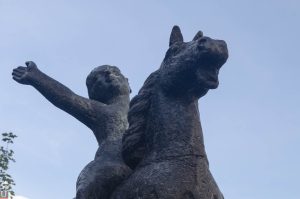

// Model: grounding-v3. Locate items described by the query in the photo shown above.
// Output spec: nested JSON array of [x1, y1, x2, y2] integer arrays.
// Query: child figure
[[12, 61, 132, 199]]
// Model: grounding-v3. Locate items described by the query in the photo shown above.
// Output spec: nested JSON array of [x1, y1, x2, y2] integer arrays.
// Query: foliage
[[0, 132, 17, 197]]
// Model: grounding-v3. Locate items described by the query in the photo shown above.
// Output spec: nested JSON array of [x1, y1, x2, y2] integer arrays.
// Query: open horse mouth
[[195, 50, 228, 89], [196, 67, 219, 89]]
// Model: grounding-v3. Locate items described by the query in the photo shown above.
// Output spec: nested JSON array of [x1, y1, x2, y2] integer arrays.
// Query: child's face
[[87, 66, 130, 102]]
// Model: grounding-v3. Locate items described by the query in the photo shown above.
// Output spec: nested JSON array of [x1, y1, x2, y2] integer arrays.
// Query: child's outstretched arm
[[12, 61, 102, 129]]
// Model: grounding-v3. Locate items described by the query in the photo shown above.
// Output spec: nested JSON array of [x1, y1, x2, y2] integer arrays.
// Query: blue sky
[[1, 0, 300, 198]]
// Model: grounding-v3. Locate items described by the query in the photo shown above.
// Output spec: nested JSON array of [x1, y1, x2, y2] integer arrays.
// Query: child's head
[[86, 65, 131, 103]]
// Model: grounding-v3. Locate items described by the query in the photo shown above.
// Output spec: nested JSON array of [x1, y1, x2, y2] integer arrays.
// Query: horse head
[[160, 26, 228, 98], [122, 26, 229, 170]]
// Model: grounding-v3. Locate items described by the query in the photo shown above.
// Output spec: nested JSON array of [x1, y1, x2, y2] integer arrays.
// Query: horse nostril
[[104, 71, 111, 76], [216, 40, 227, 49]]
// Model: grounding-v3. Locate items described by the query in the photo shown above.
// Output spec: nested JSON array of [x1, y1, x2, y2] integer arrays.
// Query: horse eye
[[198, 38, 208, 45]]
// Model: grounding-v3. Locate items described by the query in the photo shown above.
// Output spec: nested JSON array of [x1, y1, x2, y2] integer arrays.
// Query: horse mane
[[122, 69, 161, 169]]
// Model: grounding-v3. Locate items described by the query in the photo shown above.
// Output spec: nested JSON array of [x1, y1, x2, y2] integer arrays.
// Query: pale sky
[[1, 0, 300, 199]]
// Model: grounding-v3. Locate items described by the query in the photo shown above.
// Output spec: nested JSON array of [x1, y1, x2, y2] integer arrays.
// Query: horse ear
[[169, 25, 183, 46], [193, 31, 203, 41]]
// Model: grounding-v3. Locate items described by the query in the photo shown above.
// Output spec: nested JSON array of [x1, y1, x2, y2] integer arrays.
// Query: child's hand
[[12, 61, 39, 85]]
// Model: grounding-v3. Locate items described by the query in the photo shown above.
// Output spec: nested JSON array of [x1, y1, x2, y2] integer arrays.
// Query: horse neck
[[145, 89, 207, 160]]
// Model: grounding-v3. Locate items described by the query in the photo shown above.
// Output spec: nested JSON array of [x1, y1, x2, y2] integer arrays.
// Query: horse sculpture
[[111, 26, 228, 199]]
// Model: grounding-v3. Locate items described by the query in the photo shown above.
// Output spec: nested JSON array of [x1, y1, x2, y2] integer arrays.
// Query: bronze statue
[[12, 25, 229, 199]]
